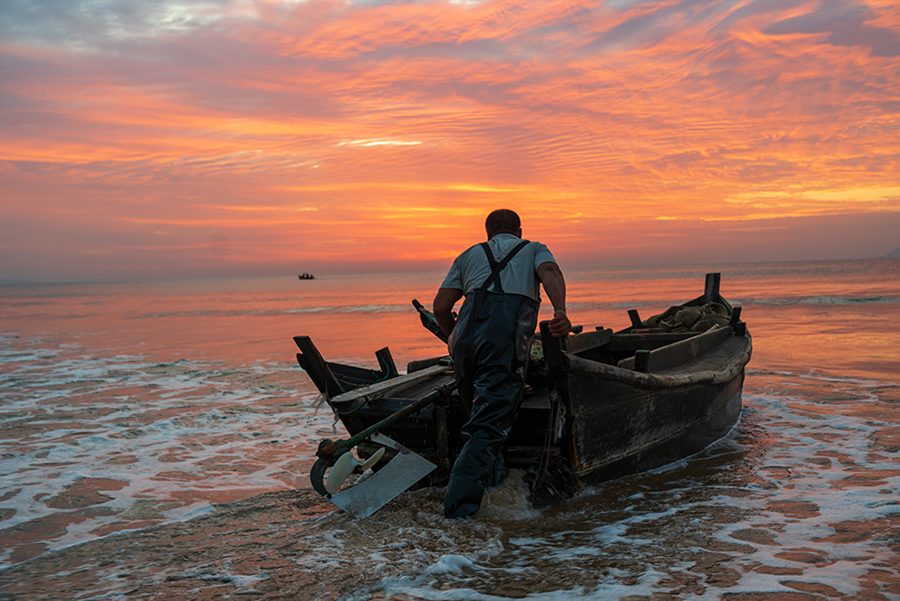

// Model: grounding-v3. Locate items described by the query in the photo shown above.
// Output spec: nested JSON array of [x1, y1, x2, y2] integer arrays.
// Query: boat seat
[[564, 327, 613, 355], [617, 325, 733, 373]]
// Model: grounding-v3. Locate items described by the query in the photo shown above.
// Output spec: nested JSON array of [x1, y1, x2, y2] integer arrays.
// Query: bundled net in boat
[[641, 302, 731, 333]]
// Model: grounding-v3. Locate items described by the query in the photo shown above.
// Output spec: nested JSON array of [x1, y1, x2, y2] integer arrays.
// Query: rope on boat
[[371, 356, 393, 383]]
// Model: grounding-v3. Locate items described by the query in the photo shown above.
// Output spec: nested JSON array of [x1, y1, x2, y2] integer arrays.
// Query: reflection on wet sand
[[3, 383, 898, 600]]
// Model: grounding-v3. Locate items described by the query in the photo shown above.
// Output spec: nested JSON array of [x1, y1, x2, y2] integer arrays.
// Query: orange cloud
[[1, 0, 899, 281]]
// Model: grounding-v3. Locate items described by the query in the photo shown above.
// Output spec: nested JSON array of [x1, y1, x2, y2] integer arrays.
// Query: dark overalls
[[444, 240, 540, 519]]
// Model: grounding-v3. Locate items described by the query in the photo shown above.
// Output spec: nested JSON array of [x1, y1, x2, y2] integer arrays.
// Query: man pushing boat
[[433, 209, 572, 519]]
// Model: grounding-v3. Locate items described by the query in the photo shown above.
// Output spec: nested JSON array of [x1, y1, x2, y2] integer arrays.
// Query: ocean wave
[[739, 294, 899, 306], [0, 347, 331, 568], [127, 304, 411, 319], [801, 295, 898, 304]]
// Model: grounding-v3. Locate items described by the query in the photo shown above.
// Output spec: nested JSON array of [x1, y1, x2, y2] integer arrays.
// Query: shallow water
[[1, 259, 899, 599]]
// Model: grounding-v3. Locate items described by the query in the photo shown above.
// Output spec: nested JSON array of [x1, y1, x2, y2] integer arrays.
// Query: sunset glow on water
[[1, 261, 898, 599]]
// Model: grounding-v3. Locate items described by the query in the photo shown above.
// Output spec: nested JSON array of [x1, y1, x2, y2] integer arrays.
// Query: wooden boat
[[294, 273, 751, 498], [298, 273, 316, 280]]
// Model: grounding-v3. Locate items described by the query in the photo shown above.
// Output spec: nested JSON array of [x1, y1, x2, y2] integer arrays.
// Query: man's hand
[[433, 287, 463, 338], [548, 308, 572, 338]]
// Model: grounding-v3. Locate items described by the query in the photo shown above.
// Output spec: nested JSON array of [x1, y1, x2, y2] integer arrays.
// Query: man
[[433, 209, 571, 519]]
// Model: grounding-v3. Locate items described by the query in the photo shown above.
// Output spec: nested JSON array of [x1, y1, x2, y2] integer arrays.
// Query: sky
[[1, 0, 899, 282]]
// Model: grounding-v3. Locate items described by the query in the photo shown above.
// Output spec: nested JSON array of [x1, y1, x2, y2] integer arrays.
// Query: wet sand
[[0, 489, 338, 600], [0, 483, 539, 600], [3, 476, 898, 601]]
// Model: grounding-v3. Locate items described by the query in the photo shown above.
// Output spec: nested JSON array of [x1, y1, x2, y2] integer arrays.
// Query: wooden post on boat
[[435, 400, 450, 471], [293, 336, 345, 398], [704, 273, 721, 304], [374, 347, 399, 380], [628, 309, 643, 329], [540, 321, 564, 382], [634, 349, 651, 373], [730, 306, 747, 336]]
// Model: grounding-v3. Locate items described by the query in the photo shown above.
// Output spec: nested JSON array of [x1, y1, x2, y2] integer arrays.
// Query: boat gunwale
[[561, 333, 752, 388]]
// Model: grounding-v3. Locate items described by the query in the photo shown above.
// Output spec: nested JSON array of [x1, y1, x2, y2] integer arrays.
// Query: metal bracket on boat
[[309, 382, 455, 516]]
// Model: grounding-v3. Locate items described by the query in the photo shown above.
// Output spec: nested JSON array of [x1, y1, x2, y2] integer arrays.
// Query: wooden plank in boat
[[605, 332, 696, 353], [329, 363, 453, 405], [565, 328, 613, 355], [618, 325, 734, 373], [671, 335, 747, 374]]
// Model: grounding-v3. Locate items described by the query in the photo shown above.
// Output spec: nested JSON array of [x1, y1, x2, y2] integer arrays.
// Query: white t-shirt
[[440, 233, 556, 301]]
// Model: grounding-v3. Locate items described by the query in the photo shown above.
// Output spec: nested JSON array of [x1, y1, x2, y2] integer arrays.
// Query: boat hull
[[564, 366, 744, 483]]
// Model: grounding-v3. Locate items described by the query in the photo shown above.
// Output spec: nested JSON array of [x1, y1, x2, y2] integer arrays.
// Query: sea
[[0, 260, 898, 600]]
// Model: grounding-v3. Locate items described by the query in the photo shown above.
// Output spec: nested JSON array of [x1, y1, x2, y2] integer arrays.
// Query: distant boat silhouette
[[298, 273, 316, 280]]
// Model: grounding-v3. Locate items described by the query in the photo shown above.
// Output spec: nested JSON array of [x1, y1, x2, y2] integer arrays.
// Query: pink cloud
[[1, 0, 899, 281]]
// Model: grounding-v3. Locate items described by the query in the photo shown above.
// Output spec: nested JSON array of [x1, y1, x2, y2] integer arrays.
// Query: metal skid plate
[[328, 433, 437, 519]]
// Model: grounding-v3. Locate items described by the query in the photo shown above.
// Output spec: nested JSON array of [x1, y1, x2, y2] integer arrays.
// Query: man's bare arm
[[433, 287, 463, 337], [537, 261, 572, 337]]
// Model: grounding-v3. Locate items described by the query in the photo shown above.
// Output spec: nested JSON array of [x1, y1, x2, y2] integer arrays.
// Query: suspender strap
[[478, 239, 530, 294]]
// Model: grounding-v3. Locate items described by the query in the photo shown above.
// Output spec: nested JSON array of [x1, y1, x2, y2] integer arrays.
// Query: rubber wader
[[444, 240, 539, 519]]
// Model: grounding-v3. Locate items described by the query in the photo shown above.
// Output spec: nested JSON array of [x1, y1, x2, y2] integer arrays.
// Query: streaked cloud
[[763, 0, 900, 57], [1, 0, 899, 280]]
